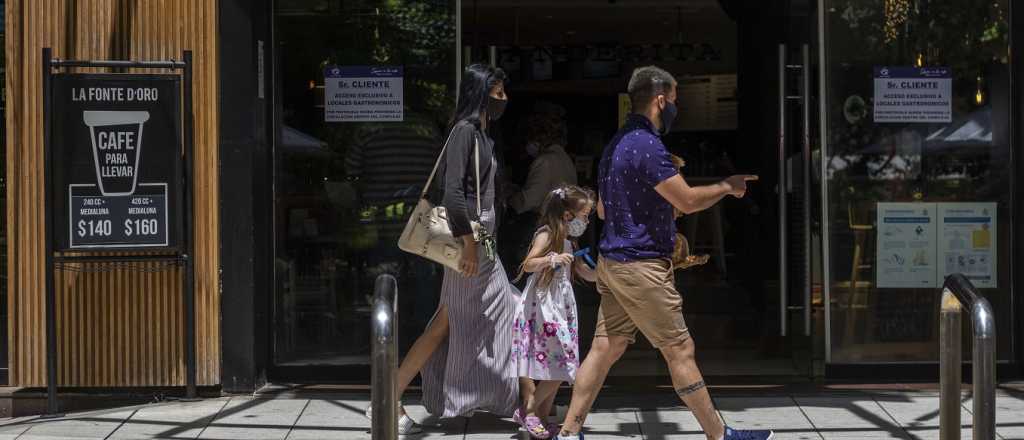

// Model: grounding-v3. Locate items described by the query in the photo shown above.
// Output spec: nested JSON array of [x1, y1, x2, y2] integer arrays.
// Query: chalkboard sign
[[51, 74, 182, 251]]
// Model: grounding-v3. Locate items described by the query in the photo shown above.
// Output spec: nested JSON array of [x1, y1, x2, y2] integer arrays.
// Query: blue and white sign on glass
[[873, 66, 952, 123], [324, 66, 404, 122], [876, 203, 938, 288]]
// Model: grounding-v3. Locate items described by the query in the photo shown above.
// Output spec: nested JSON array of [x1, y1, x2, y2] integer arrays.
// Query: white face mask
[[568, 217, 588, 237]]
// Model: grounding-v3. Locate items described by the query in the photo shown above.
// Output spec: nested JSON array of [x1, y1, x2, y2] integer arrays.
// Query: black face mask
[[487, 96, 507, 121], [660, 100, 678, 135]]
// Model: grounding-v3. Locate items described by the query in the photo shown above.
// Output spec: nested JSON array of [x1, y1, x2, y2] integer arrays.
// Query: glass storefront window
[[823, 0, 1013, 362], [273, 0, 455, 366]]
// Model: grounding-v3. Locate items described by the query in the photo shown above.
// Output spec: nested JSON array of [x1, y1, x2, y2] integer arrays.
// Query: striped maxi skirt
[[420, 220, 520, 418]]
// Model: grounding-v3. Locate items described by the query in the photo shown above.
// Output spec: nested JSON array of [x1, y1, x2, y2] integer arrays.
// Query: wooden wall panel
[[5, 0, 220, 387]]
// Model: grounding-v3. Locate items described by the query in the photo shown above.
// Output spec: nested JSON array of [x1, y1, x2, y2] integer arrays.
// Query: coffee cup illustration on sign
[[83, 111, 150, 196]]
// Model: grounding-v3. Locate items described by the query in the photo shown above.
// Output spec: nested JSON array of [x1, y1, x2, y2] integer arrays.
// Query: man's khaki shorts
[[594, 257, 690, 347]]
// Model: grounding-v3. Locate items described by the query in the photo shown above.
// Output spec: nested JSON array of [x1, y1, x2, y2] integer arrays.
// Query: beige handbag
[[397, 128, 484, 272]]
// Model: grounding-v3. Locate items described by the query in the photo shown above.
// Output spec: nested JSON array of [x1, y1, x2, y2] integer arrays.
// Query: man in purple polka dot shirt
[[555, 67, 770, 440]]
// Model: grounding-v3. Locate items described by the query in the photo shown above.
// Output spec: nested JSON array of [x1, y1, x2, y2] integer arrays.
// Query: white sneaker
[[364, 405, 423, 435]]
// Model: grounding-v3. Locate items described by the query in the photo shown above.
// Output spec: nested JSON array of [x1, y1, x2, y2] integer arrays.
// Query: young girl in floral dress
[[512, 185, 597, 439]]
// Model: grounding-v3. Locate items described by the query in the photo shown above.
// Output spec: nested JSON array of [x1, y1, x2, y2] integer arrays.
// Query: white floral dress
[[511, 231, 580, 383]]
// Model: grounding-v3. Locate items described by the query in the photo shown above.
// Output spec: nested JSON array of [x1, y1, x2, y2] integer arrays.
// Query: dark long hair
[[516, 185, 595, 289], [450, 64, 507, 129]]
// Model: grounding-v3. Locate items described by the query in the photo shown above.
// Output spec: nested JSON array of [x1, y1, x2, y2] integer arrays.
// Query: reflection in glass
[[273, 1, 455, 366], [824, 0, 1013, 362]]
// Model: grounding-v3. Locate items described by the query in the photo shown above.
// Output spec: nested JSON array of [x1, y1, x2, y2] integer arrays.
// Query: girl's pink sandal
[[523, 415, 551, 439], [512, 407, 552, 439]]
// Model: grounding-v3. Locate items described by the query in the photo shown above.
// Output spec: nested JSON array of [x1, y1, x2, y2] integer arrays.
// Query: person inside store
[[508, 105, 578, 215], [365, 64, 519, 433], [553, 66, 772, 440], [343, 111, 447, 335], [503, 105, 579, 281]]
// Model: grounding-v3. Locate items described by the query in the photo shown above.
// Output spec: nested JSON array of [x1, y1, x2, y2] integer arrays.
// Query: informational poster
[[677, 74, 737, 131], [938, 203, 997, 288], [873, 66, 952, 123], [324, 66, 403, 122], [876, 203, 937, 288], [617, 93, 631, 128], [52, 74, 182, 250]]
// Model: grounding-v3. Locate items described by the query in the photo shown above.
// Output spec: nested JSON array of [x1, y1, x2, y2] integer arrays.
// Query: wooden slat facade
[[5, 0, 220, 387]]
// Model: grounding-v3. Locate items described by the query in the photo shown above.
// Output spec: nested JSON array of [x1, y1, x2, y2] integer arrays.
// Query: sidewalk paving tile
[[898, 428, 977, 440], [290, 401, 463, 440], [463, 412, 542, 439], [288, 399, 369, 426], [464, 412, 516, 430], [637, 422, 705, 440], [462, 412, 643, 439], [0, 416, 37, 439], [577, 423, 644, 439], [18, 407, 138, 439], [291, 430, 455, 440], [965, 394, 1024, 439], [197, 397, 307, 440], [4, 390, 1020, 440], [794, 396, 906, 439], [399, 432, 465, 440], [0, 423, 30, 440], [873, 396, 971, 430], [715, 397, 819, 440], [581, 409, 640, 427], [109, 398, 230, 439], [637, 407, 695, 425], [409, 417, 468, 437], [636, 408, 704, 440], [994, 394, 1024, 440]]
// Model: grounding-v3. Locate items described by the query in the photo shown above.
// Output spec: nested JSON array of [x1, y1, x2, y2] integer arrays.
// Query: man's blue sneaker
[[554, 433, 583, 440], [724, 426, 774, 440]]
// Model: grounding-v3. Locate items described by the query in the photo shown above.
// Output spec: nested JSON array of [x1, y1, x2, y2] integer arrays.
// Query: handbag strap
[[420, 127, 459, 198], [474, 135, 482, 216], [420, 123, 484, 217]]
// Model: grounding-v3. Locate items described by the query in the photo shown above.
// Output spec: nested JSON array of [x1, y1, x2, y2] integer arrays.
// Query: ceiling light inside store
[[976, 80, 985, 105]]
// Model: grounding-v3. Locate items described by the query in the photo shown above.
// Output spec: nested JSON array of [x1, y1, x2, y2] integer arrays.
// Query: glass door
[[463, 0, 816, 379], [819, 0, 1014, 364], [271, 0, 458, 377]]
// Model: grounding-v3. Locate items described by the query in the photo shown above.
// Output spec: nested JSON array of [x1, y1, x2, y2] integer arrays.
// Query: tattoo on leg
[[675, 380, 707, 399], [560, 415, 586, 436]]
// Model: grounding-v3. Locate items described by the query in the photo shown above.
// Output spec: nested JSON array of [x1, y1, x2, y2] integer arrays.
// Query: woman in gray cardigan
[[368, 64, 519, 433]]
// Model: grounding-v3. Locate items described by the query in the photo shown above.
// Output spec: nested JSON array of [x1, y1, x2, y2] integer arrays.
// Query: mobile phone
[[574, 247, 597, 269]]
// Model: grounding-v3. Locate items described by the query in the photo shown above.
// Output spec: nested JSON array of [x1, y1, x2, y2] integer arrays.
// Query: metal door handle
[[801, 44, 813, 337], [802, 44, 811, 337], [779, 44, 814, 338], [778, 44, 788, 337]]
